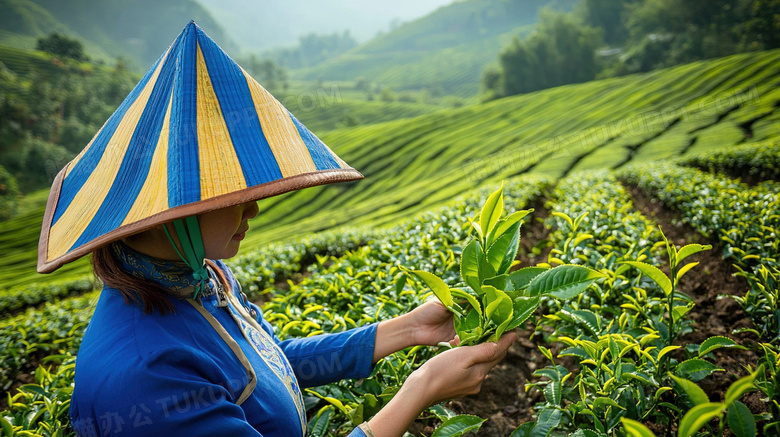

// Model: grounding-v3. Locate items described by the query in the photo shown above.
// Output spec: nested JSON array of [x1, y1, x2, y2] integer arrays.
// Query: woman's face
[[123, 201, 260, 261], [198, 201, 260, 260]]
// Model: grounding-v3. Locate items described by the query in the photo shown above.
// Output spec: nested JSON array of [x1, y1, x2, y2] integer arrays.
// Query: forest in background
[[482, 0, 780, 99], [0, 0, 231, 68]]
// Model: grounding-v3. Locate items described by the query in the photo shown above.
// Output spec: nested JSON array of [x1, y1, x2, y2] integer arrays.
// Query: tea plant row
[[680, 141, 779, 183], [621, 163, 780, 434], [623, 163, 779, 344], [510, 170, 766, 436]]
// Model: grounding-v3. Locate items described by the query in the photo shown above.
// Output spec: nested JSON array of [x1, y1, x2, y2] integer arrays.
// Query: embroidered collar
[[111, 241, 216, 299]]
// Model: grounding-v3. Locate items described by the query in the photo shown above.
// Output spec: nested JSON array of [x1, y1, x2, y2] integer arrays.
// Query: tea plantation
[[1, 49, 778, 436]]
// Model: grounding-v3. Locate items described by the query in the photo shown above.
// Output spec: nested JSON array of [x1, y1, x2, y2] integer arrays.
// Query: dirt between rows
[[624, 183, 767, 435]]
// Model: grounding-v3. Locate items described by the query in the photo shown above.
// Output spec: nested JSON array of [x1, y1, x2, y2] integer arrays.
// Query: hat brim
[[37, 165, 362, 273]]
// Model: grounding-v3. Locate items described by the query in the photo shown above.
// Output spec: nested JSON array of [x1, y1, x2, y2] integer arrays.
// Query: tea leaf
[[491, 210, 532, 243], [506, 296, 541, 330], [676, 358, 724, 382], [552, 212, 574, 229], [429, 404, 457, 421], [672, 304, 692, 323], [544, 380, 562, 405], [472, 221, 484, 241], [461, 239, 481, 293], [527, 265, 604, 299], [455, 308, 482, 340], [657, 345, 681, 362], [621, 418, 656, 437], [727, 400, 756, 437], [407, 270, 453, 309], [698, 336, 747, 357], [480, 185, 504, 244], [498, 222, 522, 274], [676, 244, 711, 264], [486, 224, 519, 272], [451, 288, 482, 313], [529, 408, 562, 437], [508, 267, 548, 291], [476, 241, 497, 284], [308, 405, 334, 437], [670, 375, 709, 405], [593, 396, 624, 411], [622, 261, 672, 295], [492, 317, 513, 342], [724, 370, 759, 407], [431, 414, 486, 437], [678, 402, 724, 437], [675, 262, 699, 283], [510, 423, 534, 437], [483, 285, 513, 326], [533, 367, 562, 382], [482, 274, 513, 292]]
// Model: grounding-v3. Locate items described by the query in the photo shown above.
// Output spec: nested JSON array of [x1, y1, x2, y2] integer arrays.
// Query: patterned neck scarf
[[110, 241, 216, 299]]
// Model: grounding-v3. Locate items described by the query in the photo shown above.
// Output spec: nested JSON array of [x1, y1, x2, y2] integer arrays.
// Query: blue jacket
[[70, 255, 377, 437]]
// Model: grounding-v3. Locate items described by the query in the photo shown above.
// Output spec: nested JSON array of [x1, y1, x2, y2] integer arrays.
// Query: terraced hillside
[[288, 95, 443, 134], [293, 0, 578, 97], [251, 49, 780, 245], [1, 49, 778, 290]]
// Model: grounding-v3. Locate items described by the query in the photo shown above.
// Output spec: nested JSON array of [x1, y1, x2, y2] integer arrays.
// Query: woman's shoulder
[[81, 286, 210, 361], [74, 286, 243, 403]]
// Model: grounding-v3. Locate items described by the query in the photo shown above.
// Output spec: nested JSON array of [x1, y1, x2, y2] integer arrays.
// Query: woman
[[38, 22, 516, 437]]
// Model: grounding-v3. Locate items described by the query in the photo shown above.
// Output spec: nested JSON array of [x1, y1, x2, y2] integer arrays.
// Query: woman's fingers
[[408, 331, 519, 405], [464, 331, 518, 366]]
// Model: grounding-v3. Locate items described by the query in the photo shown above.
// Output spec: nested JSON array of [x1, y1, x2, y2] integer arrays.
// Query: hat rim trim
[[37, 167, 364, 274]]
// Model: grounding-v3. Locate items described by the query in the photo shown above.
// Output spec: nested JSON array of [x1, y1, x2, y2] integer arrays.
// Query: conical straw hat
[[38, 21, 362, 273]]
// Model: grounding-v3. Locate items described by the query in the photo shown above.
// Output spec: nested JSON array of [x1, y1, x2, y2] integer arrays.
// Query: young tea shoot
[[404, 184, 605, 346]]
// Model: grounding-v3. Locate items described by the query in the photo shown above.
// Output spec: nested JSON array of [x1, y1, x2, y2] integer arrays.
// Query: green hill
[[293, 0, 578, 97], [1, 49, 778, 289], [288, 95, 444, 133], [0, 0, 232, 68]]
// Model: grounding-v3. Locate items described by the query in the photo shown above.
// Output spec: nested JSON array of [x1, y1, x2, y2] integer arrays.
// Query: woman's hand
[[366, 332, 518, 437], [408, 330, 517, 404], [406, 299, 458, 346], [372, 299, 458, 362]]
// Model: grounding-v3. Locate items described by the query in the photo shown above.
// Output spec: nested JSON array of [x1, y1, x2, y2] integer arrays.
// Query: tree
[[380, 87, 396, 102], [580, 0, 637, 45], [741, 0, 780, 49], [243, 56, 288, 92], [0, 164, 20, 221], [481, 65, 502, 98], [267, 30, 357, 69], [36, 33, 88, 62], [484, 9, 602, 99], [498, 38, 542, 96]]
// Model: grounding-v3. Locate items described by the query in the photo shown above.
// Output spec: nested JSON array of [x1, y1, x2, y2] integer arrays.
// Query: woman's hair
[[91, 244, 176, 315], [91, 245, 232, 315]]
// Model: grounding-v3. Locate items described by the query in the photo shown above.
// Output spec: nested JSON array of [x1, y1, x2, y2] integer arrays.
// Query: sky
[[198, 0, 456, 53]]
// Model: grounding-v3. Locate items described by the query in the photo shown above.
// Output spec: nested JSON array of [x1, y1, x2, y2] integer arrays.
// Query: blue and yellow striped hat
[[38, 21, 362, 273]]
